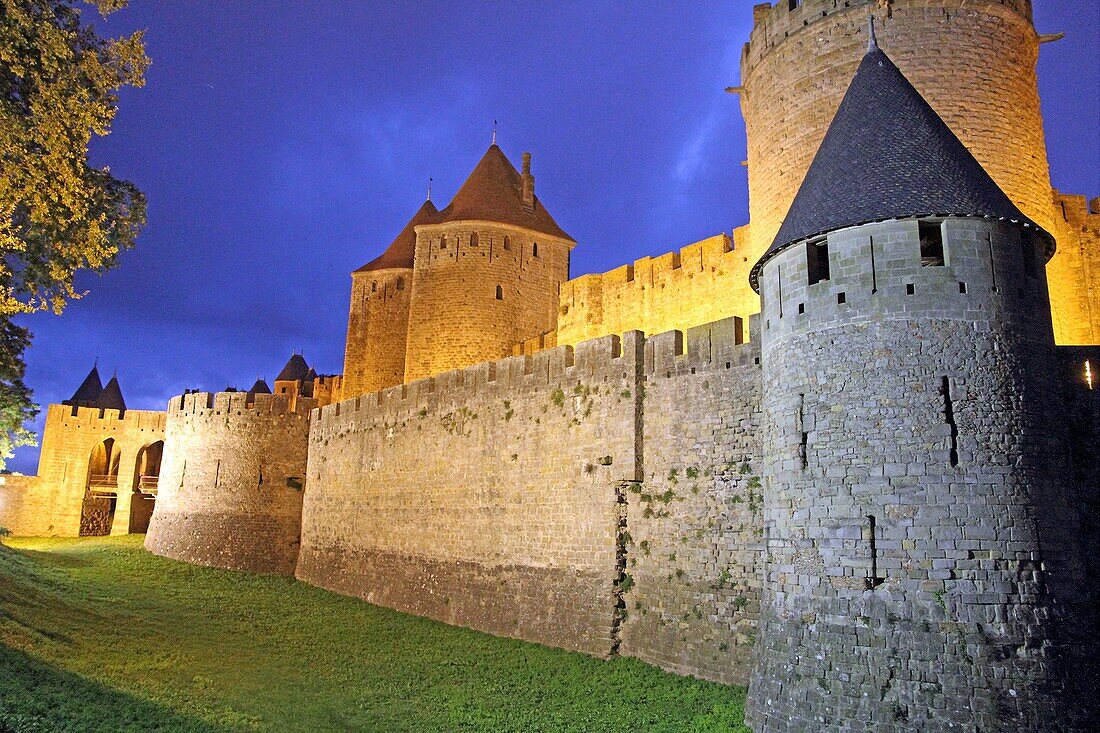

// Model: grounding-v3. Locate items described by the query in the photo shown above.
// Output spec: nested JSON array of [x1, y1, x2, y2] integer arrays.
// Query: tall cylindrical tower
[[739, 0, 1055, 267], [403, 146, 574, 382], [745, 40, 1091, 731], [145, 391, 312, 575]]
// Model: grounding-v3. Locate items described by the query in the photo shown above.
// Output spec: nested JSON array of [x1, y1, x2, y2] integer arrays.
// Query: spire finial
[[868, 15, 878, 51], [491, 120, 497, 146], [426, 176, 433, 202]]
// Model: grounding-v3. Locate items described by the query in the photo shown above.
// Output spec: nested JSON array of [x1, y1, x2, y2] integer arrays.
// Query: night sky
[[8, 1, 1098, 473]]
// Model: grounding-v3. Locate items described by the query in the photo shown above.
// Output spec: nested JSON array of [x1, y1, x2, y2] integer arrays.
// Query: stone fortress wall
[[0, 404, 165, 537], [144, 391, 313, 575], [298, 316, 766, 683], [343, 266, 413, 397]]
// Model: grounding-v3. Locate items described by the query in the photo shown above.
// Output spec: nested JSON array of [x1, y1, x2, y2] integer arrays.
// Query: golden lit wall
[[341, 268, 413, 399], [1048, 194, 1100, 345], [554, 229, 756, 348], [0, 404, 166, 536]]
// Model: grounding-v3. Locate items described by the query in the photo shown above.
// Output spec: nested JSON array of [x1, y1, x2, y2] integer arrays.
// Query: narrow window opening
[[503, 235, 511, 251], [371, 281, 377, 292], [1086, 360, 1093, 390], [906, 283, 915, 296], [864, 515, 884, 589], [470, 232, 479, 247], [396, 277, 405, 291], [788, 0, 800, 9], [1061, 200, 1068, 222], [837, 292, 846, 304], [988, 234, 999, 292], [807, 239, 830, 284], [532, 242, 539, 257], [1021, 239, 1037, 278], [495, 285, 503, 300], [777, 265, 784, 318], [733, 316, 745, 345], [258, 465, 264, 486], [797, 302, 805, 315], [440, 236, 447, 250], [797, 394, 808, 470], [869, 235, 879, 294], [958, 281, 967, 294], [941, 376, 959, 467], [919, 221, 945, 266]]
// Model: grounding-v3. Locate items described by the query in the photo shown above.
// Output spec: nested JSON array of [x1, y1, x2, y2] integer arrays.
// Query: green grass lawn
[[0, 536, 750, 732]]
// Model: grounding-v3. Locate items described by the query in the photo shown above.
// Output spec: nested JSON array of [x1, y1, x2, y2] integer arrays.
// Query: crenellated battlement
[[743, 0, 1033, 75], [316, 316, 758, 430], [168, 391, 314, 418], [49, 402, 166, 431], [1054, 191, 1100, 227], [556, 233, 760, 349]]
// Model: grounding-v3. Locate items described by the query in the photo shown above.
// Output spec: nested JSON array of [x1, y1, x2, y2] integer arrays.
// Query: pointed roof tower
[[435, 145, 573, 241], [247, 379, 272, 395], [275, 354, 311, 383], [355, 199, 440, 273], [97, 375, 126, 412], [749, 28, 1053, 291], [64, 364, 103, 407]]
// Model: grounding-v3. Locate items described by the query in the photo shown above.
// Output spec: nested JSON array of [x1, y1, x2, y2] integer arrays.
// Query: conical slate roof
[[64, 365, 103, 406], [749, 41, 1053, 291], [436, 145, 573, 241], [248, 379, 271, 395], [275, 354, 311, 382], [355, 199, 439, 273], [98, 376, 126, 412]]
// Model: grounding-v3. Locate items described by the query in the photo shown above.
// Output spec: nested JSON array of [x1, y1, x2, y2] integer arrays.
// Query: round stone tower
[[144, 390, 312, 576], [738, 0, 1055, 265], [745, 36, 1090, 732], [402, 145, 575, 382], [342, 199, 437, 399]]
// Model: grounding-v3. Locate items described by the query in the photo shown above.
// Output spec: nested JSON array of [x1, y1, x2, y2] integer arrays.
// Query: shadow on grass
[[0, 644, 233, 733]]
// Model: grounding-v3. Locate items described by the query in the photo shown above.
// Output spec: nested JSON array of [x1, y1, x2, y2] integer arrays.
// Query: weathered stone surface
[[746, 217, 1095, 732], [144, 391, 311, 576]]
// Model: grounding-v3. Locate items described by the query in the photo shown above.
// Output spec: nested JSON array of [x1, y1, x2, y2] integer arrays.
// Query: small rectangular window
[[837, 292, 846, 304], [919, 221, 945, 266], [1021, 239, 1038, 278], [807, 239, 830, 284]]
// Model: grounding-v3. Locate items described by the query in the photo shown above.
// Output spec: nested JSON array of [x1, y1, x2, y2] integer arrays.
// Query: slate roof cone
[[436, 144, 573, 241], [97, 375, 126, 412], [355, 199, 439, 273], [64, 364, 103, 407], [749, 37, 1053, 291], [275, 354, 312, 382], [248, 379, 272, 395]]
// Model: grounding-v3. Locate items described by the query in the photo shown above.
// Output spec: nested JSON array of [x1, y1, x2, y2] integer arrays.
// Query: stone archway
[[128, 440, 163, 533], [80, 438, 120, 536]]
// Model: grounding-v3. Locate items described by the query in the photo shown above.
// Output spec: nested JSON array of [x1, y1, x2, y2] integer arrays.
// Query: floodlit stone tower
[[402, 145, 575, 382], [745, 31, 1091, 732], [342, 199, 437, 398], [145, 390, 312, 576], [736, 0, 1100, 344]]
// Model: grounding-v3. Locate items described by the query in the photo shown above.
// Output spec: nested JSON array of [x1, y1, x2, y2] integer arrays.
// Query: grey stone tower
[[744, 31, 1092, 733]]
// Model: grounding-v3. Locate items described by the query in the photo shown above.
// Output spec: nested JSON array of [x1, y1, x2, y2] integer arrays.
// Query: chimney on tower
[[521, 152, 535, 212]]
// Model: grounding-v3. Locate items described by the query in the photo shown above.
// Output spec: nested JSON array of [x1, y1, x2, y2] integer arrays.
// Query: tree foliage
[[0, 0, 148, 465]]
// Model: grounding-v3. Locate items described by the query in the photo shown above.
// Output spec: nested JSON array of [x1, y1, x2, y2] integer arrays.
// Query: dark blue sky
[[9, 1, 1098, 473]]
